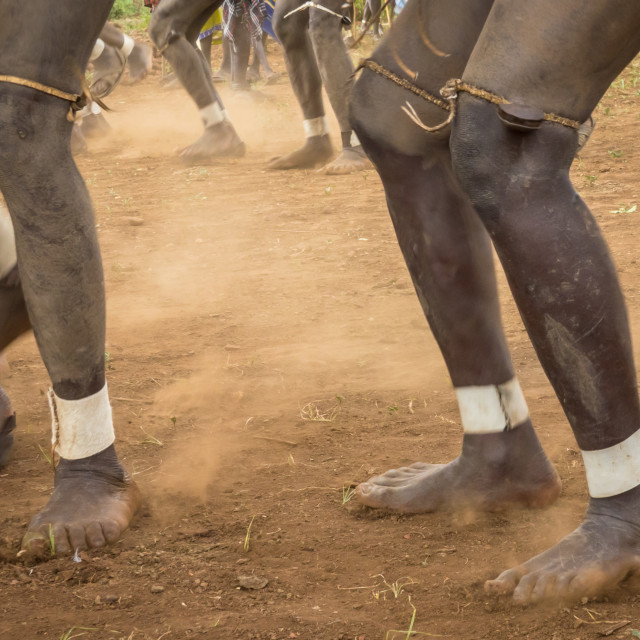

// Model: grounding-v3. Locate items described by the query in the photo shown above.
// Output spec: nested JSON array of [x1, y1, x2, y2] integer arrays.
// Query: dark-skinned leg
[[0, 0, 141, 554], [350, 0, 558, 513], [308, 0, 371, 175], [230, 20, 251, 91], [450, 0, 640, 604], [253, 33, 278, 82], [149, 0, 245, 162], [268, 0, 333, 169]]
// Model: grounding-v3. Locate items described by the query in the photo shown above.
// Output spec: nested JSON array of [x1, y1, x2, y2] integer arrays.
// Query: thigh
[[151, 0, 221, 47], [0, 0, 113, 91], [462, 0, 640, 121], [352, 0, 493, 155], [273, 0, 310, 32]]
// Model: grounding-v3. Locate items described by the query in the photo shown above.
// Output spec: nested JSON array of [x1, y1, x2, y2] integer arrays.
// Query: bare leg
[[308, 0, 371, 174], [149, 0, 245, 162], [351, 0, 558, 514], [230, 20, 251, 91], [0, 0, 141, 553], [450, 0, 640, 604], [269, 0, 333, 169]]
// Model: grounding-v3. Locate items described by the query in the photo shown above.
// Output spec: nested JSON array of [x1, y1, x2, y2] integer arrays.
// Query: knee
[[273, 5, 304, 44], [350, 70, 450, 160], [149, 5, 176, 49], [450, 95, 578, 230], [308, 12, 342, 44]]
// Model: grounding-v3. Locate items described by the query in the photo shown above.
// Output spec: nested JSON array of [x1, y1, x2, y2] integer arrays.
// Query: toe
[[484, 566, 522, 595], [530, 572, 556, 603], [512, 572, 539, 604], [51, 523, 71, 554], [67, 524, 88, 552], [86, 522, 107, 549], [101, 519, 123, 544]]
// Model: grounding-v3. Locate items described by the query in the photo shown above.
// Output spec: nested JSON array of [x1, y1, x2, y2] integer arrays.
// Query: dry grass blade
[[299, 400, 339, 422]]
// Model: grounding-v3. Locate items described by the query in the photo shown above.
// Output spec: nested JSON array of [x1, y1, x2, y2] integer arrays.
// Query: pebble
[[150, 584, 165, 594]]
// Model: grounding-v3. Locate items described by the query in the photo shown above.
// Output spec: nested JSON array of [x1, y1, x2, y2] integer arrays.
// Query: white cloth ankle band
[[90, 38, 105, 61], [200, 103, 225, 128], [581, 429, 640, 498], [49, 383, 115, 460], [0, 208, 17, 280], [120, 34, 135, 59], [350, 131, 361, 147], [303, 116, 329, 138], [456, 377, 529, 434]]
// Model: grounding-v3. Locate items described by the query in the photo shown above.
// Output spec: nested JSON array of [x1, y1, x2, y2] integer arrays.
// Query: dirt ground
[[2, 39, 640, 640]]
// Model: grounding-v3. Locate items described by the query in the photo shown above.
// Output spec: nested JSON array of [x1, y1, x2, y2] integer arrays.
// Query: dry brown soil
[[2, 43, 640, 640]]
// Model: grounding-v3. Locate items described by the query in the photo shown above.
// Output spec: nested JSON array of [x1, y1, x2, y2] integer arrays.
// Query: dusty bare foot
[[486, 487, 640, 604], [127, 42, 153, 84], [356, 421, 561, 513], [268, 135, 333, 170], [179, 123, 246, 164], [321, 146, 372, 175], [0, 386, 15, 468], [22, 445, 142, 556]]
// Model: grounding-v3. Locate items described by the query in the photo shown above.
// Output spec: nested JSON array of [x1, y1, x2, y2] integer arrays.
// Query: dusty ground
[[2, 40, 640, 640]]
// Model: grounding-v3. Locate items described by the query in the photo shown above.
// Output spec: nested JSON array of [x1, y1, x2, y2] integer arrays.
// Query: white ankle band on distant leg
[[120, 34, 135, 59], [48, 384, 115, 460], [303, 116, 329, 138], [200, 103, 225, 128], [456, 377, 529, 434], [0, 211, 17, 280], [581, 429, 640, 498], [90, 38, 105, 61], [350, 131, 361, 147]]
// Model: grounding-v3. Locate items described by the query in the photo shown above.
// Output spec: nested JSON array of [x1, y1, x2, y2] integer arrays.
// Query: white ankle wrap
[[120, 34, 135, 59], [581, 429, 640, 498], [303, 116, 329, 138], [0, 209, 17, 280], [49, 384, 115, 460], [200, 103, 225, 128], [90, 38, 105, 62], [350, 131, 361, 147], [456, 377, 529, 434]]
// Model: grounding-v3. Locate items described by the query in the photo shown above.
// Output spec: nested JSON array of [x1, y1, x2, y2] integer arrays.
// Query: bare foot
[[486, 487, 640, 604], [268, 135, 333, 170], [321, 146, 372, 175], [179, 123, 246, 164], [356, 421, 561, 513], [127, 42, 153, 84], [22, 445, 142, 555]]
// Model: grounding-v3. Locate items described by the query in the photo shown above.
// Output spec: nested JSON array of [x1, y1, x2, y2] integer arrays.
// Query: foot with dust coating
[[22, 444, 141, 556], [127, 42, 153, 84], [486, 487, 640, 604], [268, 134, 333, 170], [320, 145, 372, 175], [179, 122, 246, 164], [356, 421, 561, 513]]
